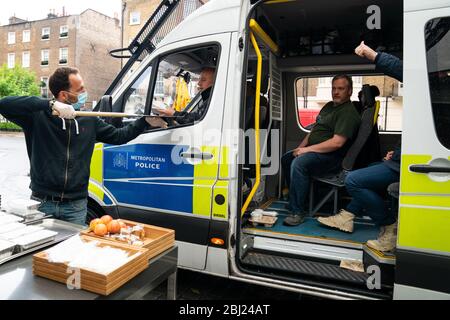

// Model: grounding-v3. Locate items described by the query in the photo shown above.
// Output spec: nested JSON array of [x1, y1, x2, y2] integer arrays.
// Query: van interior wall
[[257, 0, 403, 58], [249, 0, 404, 198]]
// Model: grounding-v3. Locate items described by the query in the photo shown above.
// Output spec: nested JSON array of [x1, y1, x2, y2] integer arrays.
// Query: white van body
[[88, 0, 450, 300]]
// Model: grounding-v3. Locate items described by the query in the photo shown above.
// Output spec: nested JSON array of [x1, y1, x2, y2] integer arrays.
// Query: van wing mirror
[[95, 95, 113, 124], [95, 95, 113, 113]]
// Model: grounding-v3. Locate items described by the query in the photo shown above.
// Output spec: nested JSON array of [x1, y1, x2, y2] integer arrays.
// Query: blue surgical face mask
[[72, 91, 88, 110]]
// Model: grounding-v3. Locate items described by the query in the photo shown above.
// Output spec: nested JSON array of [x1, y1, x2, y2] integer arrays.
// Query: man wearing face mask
[[0, 67, 165, 225]]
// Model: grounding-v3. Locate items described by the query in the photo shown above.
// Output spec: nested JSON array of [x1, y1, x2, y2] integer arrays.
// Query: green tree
[[0, 64, 40, 98]]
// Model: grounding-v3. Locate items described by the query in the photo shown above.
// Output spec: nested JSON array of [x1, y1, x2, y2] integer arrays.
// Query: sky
[[1, 0, 122, 25]]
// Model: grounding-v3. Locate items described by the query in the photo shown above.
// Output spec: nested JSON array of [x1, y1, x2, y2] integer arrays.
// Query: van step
[[243, 251, 368, 285]]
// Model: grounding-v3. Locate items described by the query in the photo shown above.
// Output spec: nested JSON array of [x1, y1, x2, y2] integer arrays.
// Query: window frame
[[117, 42, 221, 133], [41, 27, 50, 40], [41, 76, 49, 98], [60, 25, 69, 38], [294, 74, 404, 133], [7, 53, 15, 69], [59, 48, 68, 65], [424, 16, 450, 150], [8, 32, 16, 45], [22, 51, 30, 68], [119, 62, 156, 124], [22, 30, 31, 43], [129, 11, 141, 26], [144, 42, 221, 132], [41, 49, 49, 66]]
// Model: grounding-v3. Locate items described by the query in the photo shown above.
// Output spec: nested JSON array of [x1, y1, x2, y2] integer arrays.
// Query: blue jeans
[[38, 198, 88, 226], [282, 150, 343, 214], [345, 162, 399, 226]]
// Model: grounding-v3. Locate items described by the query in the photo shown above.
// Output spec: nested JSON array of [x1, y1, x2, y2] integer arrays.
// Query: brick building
[[0, 10, 121, 108], [122, 0, 207, 49]]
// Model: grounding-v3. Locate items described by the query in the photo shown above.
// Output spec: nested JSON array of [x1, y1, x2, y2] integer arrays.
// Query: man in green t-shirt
[[281, 74, 361, 226]]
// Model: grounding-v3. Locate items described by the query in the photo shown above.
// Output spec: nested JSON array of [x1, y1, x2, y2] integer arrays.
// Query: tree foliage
[[0, 64, 40, 98]]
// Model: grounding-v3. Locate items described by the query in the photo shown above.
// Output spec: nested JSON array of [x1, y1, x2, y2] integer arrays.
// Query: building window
[[41, 50, 49, 66], [8, 32, 16, 45], [60, 25, 68, 38], [41, 77, 49, 98], [7, 53, 15, 69], [23, 30, 31, 43], [59, 48, 68, 65], [41, 27, 50, 40], [22, 51, 30, 68], [130, 11, 140, 25]]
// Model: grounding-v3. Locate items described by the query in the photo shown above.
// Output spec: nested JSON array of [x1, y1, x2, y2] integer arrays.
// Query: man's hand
[[146, 117, 168, 129], [154, 107, 175, 117], [355, 41, 378, 62], [384, 151, 394, 161], [53, 101, 76, 119], [293, 147, 310, 157]]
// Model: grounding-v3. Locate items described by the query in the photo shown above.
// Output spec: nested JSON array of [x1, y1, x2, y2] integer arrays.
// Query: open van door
[[91, 33, 231, 271], [396, 3, 450, 299]]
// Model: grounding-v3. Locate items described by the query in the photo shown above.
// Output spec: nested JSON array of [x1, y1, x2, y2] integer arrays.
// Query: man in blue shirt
[[318, 42, 403, 252]]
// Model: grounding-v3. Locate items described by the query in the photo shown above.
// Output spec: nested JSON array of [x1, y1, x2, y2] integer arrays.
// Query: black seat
[[309, 85, 381, 216]]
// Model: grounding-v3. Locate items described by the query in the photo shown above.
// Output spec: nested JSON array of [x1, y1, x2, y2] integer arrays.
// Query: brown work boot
[[317, 209, 355, 233], [367, 223, 397, 252]]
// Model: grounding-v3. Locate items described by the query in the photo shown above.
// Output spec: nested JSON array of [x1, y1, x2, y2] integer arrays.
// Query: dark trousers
[[345, 162, 399, 226], [281, 150, 342, 214]]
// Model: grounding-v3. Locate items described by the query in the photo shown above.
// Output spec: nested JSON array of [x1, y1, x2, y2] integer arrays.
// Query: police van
[[88, 0, 450, 299]]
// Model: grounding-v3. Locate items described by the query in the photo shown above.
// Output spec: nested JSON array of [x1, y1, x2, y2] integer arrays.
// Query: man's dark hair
[[49, 67, 79, 98], [332, 74, 353, 91]]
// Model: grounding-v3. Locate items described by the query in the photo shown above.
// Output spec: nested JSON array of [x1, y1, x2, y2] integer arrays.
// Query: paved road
[[0, 132, 301, 300]]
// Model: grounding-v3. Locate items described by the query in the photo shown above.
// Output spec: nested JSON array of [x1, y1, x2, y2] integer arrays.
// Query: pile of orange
[[89, 215, 127, 236]]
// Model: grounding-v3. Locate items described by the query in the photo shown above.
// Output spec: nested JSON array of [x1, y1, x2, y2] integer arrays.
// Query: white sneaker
[[317, 209, 355, 233], [367, 223, 397, 252]]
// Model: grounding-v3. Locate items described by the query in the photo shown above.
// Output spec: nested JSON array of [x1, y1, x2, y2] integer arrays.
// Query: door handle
[[180, 152, 214, 160], [409, 164, 450, 174]]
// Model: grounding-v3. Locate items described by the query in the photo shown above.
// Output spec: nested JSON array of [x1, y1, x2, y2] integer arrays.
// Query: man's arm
[[0, 96, 51, 129], [95, 117, 149, 145], [0, 96, 51, 116], [294, 134, 347, 156], [298, 133, 310, 148], [173, 109, 202, 124], [374, 52, 403, 82], [303, 135, 347, 153], [355, 41, 403, 82]]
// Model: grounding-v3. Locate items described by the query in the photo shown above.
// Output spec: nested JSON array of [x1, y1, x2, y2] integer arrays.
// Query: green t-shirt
[[307, 101, 361, 151]]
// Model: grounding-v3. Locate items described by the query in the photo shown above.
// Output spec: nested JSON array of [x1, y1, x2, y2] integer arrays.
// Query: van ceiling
[[257, 0, 403, 57]]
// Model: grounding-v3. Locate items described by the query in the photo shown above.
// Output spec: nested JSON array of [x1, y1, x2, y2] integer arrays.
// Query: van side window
[[149, 45, 219, 129], [122, 66, 153, 120], [295, 76, 403, 131], [425, 17, 450, 149]]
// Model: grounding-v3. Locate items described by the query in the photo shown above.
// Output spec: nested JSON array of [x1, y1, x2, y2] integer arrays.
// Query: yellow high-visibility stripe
[[213, 181, 229, 220], [400, 195, 450, 208], [400, 155, 450, 194], [89, 143, 104, 201], [193, 146, 220, 217], [398, 206, 450, 254]]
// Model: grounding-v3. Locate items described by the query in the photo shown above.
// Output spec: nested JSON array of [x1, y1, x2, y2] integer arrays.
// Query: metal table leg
[[167, 270, 177, 300]]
